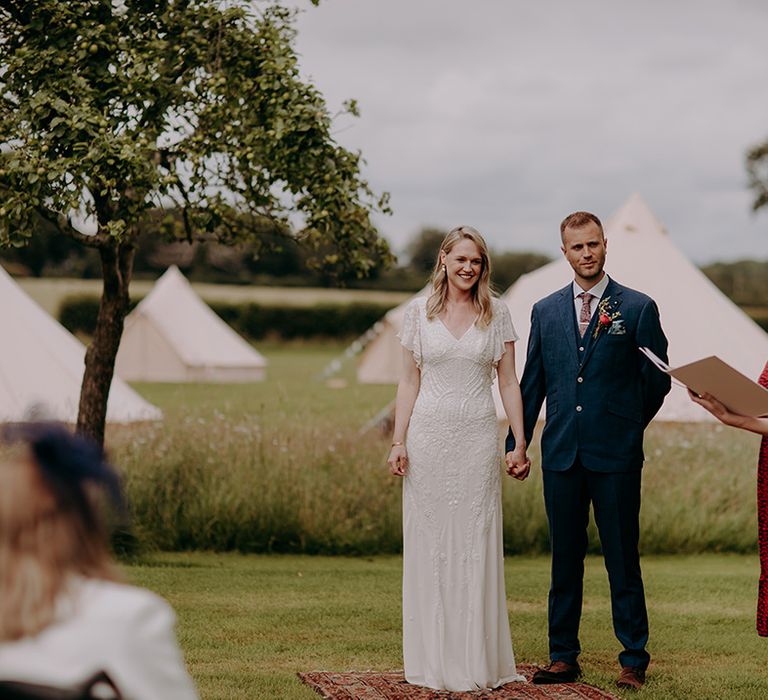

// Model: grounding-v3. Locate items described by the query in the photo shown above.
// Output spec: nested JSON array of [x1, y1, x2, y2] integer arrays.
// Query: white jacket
[[0, 578, 198, 700]]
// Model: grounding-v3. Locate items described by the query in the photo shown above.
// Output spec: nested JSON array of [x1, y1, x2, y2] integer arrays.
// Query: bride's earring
[[442, 264, 447, 275]]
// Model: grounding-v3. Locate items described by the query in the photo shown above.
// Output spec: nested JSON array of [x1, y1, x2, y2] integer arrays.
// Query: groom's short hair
[[560, 211, 604, 241]]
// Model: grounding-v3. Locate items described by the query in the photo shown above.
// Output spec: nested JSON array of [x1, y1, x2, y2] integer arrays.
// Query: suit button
[[579, 346, 585, 352], [577, 377, 584, 383], [576, 405, 583, 412]]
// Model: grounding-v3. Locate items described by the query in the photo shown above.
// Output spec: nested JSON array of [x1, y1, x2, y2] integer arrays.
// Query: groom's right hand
[[505, 450, 531, 481]]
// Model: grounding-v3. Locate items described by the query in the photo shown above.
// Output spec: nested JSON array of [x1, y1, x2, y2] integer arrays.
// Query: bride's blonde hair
[[426, 225, 494, 328]]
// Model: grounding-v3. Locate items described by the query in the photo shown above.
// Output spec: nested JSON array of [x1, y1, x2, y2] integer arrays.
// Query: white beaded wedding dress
[[398, 296, 525, 691]]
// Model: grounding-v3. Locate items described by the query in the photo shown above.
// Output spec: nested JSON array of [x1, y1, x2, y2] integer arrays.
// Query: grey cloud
[[292, 0, 768, 263]]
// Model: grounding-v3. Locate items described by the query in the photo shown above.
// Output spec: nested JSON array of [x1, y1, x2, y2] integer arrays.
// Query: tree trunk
[[76, 242, 135, 447]]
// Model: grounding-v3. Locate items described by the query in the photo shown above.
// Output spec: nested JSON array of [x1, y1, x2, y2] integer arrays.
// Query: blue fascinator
[[4, 423, 125, 512]]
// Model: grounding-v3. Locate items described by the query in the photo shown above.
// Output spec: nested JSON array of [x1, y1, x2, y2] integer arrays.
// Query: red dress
[[758, 361, 768, 636]]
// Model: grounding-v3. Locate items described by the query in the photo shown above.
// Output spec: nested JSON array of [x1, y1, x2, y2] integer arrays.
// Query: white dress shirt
[[0, 579, 198, 700], [572, 273, 610, 323]]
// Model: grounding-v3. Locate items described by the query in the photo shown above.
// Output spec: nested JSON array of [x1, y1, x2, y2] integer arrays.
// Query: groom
[[505, 211, 670, 690]]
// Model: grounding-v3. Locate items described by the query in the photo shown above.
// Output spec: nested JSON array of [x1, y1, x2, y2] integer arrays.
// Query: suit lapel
[[557, 284, 580, 364], [580, 279, 623, 370]]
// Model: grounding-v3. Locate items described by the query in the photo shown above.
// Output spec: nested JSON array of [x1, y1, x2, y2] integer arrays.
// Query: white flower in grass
[[112, 0, 128, 17]]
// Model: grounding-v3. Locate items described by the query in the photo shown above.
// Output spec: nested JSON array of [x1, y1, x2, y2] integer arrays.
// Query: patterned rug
[[298, 665, 620, 699]]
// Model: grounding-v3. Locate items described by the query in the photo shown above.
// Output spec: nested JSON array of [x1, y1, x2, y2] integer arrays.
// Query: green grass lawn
[[129, 342, 394, 429], [127, 552, 767, 700]]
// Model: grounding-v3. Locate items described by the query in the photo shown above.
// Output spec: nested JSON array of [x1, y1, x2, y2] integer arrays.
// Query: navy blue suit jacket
[[506, 277, 671, 472]]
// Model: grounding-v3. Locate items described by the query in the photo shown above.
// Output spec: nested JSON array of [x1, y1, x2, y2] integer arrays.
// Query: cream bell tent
[[495, 193, 768, 422], [357, 287, 429, 384], [115, 266, 267, 382], [0, 265, 162, 424]]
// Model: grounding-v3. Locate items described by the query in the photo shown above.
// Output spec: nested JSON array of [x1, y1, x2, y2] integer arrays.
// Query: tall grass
[[117, 344, 763, 554], [7, 343, 758, 555], [115, 414, 403, 554], [111, 344, 402, 554]]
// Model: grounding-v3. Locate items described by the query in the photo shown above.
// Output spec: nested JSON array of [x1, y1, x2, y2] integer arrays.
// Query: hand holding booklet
[[639, 347, 768, 418]]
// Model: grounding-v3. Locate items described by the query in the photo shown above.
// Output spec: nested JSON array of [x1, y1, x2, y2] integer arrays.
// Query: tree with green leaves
[[0, 0, 392, 445], [490, 250, 551, 291]]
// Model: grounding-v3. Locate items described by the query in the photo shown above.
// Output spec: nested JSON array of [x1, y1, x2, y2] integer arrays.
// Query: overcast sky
[[291, 0, 768, 264]]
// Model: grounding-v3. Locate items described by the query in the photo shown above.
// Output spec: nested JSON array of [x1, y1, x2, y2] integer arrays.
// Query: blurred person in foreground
[[0, 424, 198, 700], [689, 368, 768, 637]]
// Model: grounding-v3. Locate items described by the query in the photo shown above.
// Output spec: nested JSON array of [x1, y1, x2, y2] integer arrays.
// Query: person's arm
[[497, 340, 530, 480], [688, 390, 768, 436], [636, 299, 671, 425], [505, 306, 546, 455], [387, 347, 420, 476]]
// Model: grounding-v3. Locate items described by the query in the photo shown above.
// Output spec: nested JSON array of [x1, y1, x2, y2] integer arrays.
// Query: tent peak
[[134, 265, 190, 313], [157, 264, 187, 285], [606, 193, 668, 237]]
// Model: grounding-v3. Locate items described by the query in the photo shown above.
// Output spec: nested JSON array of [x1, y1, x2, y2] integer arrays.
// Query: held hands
[[388, 444, 408, 477], [505, 446, 531, 481]]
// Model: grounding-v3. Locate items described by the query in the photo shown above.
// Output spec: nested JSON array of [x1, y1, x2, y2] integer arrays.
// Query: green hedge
[[212, 302, 392, 340], [59, 295, 141, 336], [58, 295, 393, 340], [59, 294, 768, 339]]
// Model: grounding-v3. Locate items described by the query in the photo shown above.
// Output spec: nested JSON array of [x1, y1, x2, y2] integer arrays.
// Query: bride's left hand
[[505, 448, 531, 481]]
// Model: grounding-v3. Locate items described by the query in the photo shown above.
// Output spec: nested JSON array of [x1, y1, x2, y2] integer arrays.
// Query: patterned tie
[[577, 291, 592, 338]]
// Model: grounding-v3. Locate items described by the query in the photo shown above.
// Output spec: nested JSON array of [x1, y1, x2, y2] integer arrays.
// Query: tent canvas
[[357, 286, 429, 384], [495, 194, 768, 422], [0, 265, 162, 424], [356, 195, 768, 424], [115, 266, 267, 382]]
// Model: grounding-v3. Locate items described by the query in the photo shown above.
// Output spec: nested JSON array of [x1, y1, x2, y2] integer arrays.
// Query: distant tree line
[[0, 207, 316, 284], [3, 215, 767, 305], [701, 259, 768, 308], [0, 217, 552, 292]]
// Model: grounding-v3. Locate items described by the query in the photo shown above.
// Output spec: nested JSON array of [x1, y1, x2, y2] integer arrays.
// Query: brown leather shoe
[[531, 660, 582, 684], [616, 666, 646, 690]]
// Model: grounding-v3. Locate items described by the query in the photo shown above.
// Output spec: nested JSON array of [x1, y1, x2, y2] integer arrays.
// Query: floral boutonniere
[[593, 296, 622, 339]]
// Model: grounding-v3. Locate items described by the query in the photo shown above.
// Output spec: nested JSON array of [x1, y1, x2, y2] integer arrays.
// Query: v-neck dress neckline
[[437, 315, 478, 342]]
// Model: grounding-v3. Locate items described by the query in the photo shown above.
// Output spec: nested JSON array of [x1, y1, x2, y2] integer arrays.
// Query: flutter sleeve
[[397, 299, 423, 368], [492, 301, 519, 368]]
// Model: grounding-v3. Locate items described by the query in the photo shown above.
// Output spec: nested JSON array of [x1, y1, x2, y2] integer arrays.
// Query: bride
[[387, 225, 530, 691]]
